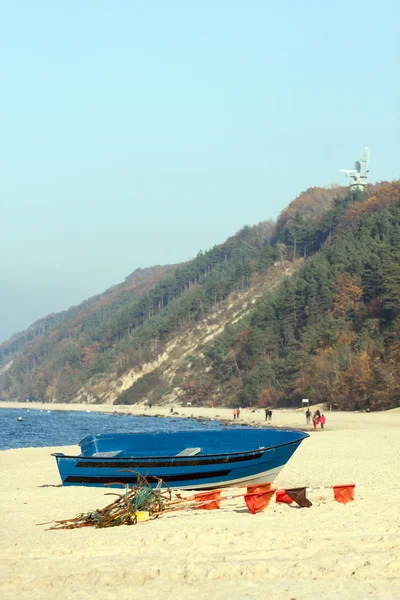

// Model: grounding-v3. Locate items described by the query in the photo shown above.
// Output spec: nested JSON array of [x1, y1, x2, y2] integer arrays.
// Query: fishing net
[[42, 471, 171, 530]]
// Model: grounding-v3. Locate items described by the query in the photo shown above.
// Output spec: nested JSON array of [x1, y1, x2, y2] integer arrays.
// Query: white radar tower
[[339, 145, 370, 192]]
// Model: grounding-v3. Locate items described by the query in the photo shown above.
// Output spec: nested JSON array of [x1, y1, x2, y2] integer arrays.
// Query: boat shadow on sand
[[38, 484, 62, 488]]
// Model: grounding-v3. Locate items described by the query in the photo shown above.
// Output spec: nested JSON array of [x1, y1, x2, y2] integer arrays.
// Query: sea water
[[0, 407, 222, 451]]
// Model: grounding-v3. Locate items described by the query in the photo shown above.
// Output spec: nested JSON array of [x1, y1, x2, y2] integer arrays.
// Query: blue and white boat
[[52, 428, 308, 490]]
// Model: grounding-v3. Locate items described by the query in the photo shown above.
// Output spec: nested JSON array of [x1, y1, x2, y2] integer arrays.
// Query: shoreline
[[1, 400, 399, 433]]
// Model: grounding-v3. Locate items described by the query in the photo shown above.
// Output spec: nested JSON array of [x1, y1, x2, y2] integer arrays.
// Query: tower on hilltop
[[340, 146, 370, 192]]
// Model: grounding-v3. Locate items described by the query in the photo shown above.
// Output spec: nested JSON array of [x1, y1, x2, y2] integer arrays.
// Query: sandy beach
[[1, 404, 400, 599]]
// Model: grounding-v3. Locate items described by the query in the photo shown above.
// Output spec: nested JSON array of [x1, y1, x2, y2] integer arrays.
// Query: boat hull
[[52, 428, 308, 490]]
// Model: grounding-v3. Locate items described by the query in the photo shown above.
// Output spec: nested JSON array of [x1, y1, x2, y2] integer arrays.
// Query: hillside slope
[[0, 264, 176, 374], [1, 181, 397, 411], [205, 181, 400, 410], [0, 218, 282, 402]]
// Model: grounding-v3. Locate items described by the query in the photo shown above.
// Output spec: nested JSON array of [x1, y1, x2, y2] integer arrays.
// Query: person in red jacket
[[312, 410, 320, 430], [319, 414, 326, 429]]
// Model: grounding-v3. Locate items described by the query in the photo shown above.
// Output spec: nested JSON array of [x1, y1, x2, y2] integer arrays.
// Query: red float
[[194, 489, 221, 510], [244, 489, 276, 514], [332, 484, 355, 504]]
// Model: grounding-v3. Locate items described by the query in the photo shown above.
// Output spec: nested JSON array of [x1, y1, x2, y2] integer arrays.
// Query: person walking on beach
[[319, 414, 326, 429], [232, 408, 237, 420], [312, 410, 320, 430], [265, 407, 268, 421], [267, 409, 272, 422], [305, 408, 311, 425]]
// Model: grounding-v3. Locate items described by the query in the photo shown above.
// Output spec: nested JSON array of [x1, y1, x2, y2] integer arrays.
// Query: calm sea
[[0, 407, 222, 451]]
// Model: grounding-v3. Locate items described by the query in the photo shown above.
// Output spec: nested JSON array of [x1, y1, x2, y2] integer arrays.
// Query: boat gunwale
[[51, 435, 308, 461]]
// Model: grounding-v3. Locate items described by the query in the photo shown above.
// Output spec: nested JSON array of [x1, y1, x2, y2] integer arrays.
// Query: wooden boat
[[52, 428, 309, 490]]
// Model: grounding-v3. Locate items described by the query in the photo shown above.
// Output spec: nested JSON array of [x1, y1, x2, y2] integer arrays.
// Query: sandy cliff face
[[72, 260, 300, 406]]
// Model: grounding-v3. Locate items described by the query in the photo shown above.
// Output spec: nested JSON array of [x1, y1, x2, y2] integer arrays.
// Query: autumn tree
[[332, 273, 363, 317]]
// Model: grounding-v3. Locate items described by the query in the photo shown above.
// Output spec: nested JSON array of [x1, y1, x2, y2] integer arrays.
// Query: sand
[[1, 404, 400, 599]]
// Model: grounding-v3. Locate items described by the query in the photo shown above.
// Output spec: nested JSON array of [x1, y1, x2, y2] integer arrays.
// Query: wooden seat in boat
[[176, 447, 201, 457], [92, 450, 122, 458]]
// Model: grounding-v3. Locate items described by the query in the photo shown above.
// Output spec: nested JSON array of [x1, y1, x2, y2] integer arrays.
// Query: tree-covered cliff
[[205, 181, 400, 410], [1, 181, 398, 411]]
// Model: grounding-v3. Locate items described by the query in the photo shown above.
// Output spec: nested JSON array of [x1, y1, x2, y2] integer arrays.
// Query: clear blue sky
[[1, 0, 399, 342]]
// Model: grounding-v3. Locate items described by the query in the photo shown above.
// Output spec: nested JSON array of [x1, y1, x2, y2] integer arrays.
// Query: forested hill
[[205, 180, 400, 411], [0, 264, 176, 370], [1, 181, 399, 411]]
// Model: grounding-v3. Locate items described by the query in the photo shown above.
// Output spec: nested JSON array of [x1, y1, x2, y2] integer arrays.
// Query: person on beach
[[265, 407, 268, 421], [237, 407, 241, 419], [305, 408, 311, 425], [267, 409, 272, 422], [312, 410, 321, 430], [320, 414, 326, 429], [233, 408, 237, 420]]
